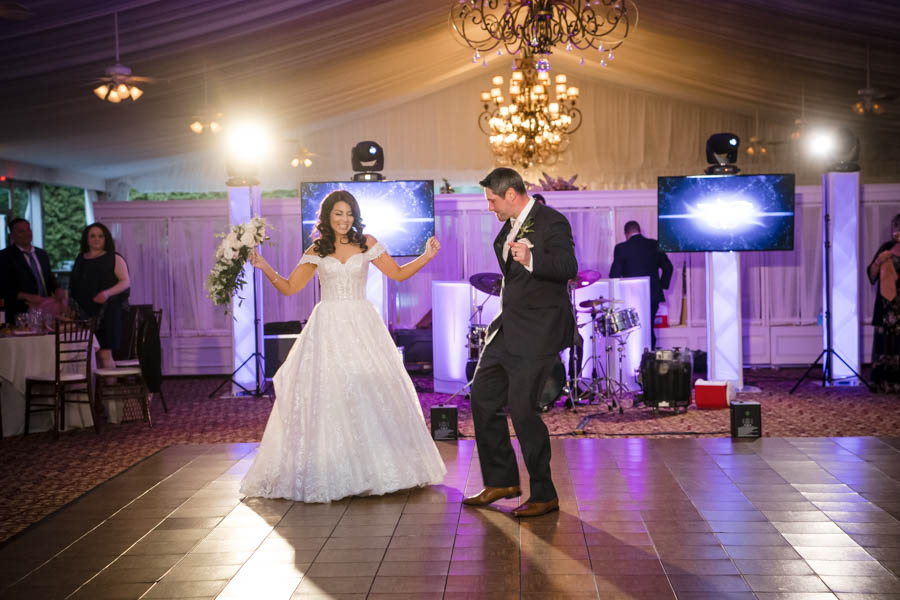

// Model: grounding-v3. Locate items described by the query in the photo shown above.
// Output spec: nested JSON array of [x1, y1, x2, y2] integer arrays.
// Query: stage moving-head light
[[825, 127, 860, 173], [704, 133, 741, 175], [351, 140, 385, 181]]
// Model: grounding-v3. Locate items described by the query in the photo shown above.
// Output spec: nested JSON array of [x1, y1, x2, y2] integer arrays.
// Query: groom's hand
[[508, 240, 531, 267]]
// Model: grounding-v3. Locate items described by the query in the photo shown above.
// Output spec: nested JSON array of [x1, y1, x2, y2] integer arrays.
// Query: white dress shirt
[[502, 197, 536, 272]]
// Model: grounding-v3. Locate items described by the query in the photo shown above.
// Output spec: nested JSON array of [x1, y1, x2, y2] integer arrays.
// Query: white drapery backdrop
[[95, 184, 899, 373]]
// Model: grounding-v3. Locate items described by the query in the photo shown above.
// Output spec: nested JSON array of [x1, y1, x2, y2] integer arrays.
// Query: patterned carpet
[[0, 368, 896, 543]]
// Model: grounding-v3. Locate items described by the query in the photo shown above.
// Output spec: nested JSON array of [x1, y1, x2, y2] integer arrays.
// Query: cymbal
[[469, 272, 502, 296], [578, 298, 608, 309], [569, 269, 601, 288], [578, 297, 623, 309]]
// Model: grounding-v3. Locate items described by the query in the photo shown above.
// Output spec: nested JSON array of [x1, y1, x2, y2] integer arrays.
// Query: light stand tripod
[[208, 273, 268, 398], [209, 183, 268, 399], [790, 177, 872, 393], [576, 305, 608, 405], [575, 329, 634, 429]]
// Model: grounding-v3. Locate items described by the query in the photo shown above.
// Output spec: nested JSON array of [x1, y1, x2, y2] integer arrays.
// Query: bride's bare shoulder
[[366, 235, 378, 246]]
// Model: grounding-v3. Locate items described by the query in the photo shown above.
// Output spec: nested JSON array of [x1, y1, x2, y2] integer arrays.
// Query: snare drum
[[599, 307, 640, 336], [466, 324, 487, 360]]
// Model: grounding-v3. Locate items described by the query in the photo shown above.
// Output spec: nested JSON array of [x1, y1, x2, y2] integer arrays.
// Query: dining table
[[0, 329, 100, 437]]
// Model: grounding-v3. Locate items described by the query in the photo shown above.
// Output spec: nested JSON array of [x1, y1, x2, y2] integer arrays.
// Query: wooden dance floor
[[1, 437, 900, 599]]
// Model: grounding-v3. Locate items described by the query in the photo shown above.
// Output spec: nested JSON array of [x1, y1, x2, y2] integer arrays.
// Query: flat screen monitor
[[657, 173, 795, 252], [300, 180, 434, 256]]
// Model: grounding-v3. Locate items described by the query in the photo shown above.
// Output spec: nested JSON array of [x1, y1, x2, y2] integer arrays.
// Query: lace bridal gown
[[240, 242, 446, 502]]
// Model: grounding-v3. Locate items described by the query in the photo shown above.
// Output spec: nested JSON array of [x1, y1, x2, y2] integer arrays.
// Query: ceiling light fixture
[[92, 12, 151, 103], [450, 0, 637, 68], [189, 65, 224, 134], [745, 109, 767, 157], [478, 53, 582, 168]]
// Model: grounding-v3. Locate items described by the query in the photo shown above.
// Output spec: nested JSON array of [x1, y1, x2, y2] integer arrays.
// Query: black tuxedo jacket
[[0, 244, 59, 323], [609, 234, 673, 305], [488, 202, 578, 358]]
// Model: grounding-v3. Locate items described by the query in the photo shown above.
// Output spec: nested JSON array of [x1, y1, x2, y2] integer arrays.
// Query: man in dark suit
[[463, 168, 578, 518], [609, 220, 673, 350], [0, 217, 62, 324]]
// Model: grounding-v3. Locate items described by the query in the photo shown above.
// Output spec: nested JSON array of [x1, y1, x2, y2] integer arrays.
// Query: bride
[[239, 190, 446, 502]]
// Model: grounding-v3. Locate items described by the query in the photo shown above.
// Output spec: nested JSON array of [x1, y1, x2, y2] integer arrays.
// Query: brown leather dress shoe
[[511, 497, 559, 517], [462, 486, 522, 507]]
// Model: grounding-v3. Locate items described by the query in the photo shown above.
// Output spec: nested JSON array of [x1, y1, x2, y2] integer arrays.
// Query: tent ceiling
[[1, 0, 899, 183]]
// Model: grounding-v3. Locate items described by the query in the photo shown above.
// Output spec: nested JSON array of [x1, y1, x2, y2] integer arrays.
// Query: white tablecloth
[[0, 333, 98, 437]]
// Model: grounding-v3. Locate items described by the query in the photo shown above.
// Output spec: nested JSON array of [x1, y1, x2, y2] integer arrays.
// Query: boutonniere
[[515, 216, 535, 241]]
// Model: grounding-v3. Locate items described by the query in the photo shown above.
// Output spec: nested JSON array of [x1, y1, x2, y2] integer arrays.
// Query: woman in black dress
[[867, 213, 900, 393], [69, 223, 130, 369]]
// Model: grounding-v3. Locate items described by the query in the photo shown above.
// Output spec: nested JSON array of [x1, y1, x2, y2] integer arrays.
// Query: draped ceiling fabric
[[1, 1, 900, 193]]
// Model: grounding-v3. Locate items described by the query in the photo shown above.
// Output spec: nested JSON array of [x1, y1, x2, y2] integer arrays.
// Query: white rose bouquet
[[206, 217, 270, 312]]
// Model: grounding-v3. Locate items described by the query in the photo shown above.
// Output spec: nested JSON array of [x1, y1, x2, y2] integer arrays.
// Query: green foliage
[[12, 187, 28, 219], [129, 189, 226, 201], [42, 185, 85, 270], [128, 189, 298, 201], [261, 189, 298, 198]]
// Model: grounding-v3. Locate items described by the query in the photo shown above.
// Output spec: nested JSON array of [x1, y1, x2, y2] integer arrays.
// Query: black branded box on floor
[[730, 400, 762, 438], [430, 405, 458, 441]]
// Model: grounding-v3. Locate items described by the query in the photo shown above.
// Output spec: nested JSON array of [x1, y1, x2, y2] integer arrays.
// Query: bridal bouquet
[[206, 217, 269, 311]]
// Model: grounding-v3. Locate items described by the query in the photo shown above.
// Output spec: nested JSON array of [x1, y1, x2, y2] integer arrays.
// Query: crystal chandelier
[[479, 54, 582, 168], [450, 0, 637, 65]]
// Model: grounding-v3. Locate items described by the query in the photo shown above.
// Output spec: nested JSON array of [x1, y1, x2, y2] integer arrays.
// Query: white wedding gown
[[240, 242, 446, 502]]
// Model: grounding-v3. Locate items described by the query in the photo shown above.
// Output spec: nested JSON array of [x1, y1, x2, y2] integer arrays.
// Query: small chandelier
[[479, 54, 582, 168], [450, 0, 637, 65]]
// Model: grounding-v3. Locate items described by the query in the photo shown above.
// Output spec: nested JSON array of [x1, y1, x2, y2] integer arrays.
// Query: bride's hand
[[423, 236, 440, 260], [248, 248, 266, 269]]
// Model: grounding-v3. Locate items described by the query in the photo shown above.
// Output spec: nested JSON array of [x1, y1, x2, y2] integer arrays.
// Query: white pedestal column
[[228, 185, 264, 393], [432, 281, 474, 393], [706, 252, 743, 390], [823, 171, 861, 381]]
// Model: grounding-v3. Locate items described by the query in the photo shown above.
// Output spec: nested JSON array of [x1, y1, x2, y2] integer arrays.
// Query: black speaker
[[263, 321, 303, 379], [393, 328, 432, 364], [431, 405, 458, 441], [730, 400, 761, 438], [639, 349, 692, 411]]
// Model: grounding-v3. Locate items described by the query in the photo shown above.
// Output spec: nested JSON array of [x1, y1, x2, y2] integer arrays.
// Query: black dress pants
[[650, 300, 660, 350], [470, 328, 558, 502]]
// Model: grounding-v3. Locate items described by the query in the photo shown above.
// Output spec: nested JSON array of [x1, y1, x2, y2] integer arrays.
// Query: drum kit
[[573, 290, 640, 414], [456, 269, 642, 414]]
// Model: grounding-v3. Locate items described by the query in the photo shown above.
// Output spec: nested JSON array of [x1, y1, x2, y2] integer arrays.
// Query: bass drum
[[538, 357, 566, 410]]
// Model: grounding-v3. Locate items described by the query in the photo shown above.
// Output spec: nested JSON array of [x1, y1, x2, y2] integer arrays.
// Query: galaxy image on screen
[[300, 180, 434, 256], [657, 173, 795, 252]]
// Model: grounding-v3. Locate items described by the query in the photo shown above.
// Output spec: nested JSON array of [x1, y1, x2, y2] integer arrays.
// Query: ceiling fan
[[852, 45, 895, 115], [92, 12, 155, 103], [189, 66, 225, 134], [745, 109, 786, 157], [285, 140, 319, 168]]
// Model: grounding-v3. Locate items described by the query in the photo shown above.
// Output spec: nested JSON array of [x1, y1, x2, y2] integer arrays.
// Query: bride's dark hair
[[311, 190, 368, 257]]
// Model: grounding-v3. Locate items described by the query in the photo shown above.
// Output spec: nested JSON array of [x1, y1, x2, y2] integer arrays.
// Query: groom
[[463, 167, 578, 517]]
